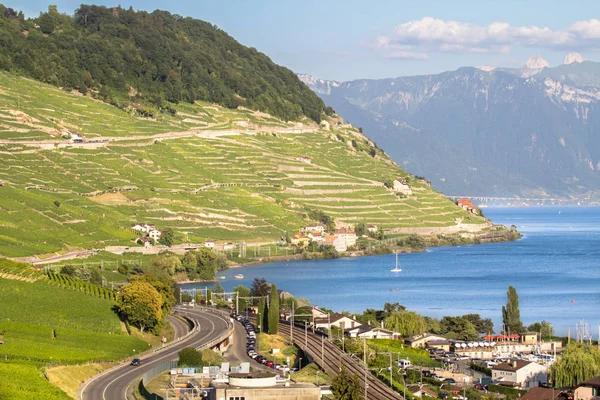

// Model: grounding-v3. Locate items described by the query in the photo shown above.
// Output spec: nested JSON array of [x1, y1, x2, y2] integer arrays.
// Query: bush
[[178, 347, 203, 367]]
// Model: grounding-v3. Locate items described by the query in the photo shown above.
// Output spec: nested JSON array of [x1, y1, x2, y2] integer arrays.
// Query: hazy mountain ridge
[[300, 56, 600, 200]]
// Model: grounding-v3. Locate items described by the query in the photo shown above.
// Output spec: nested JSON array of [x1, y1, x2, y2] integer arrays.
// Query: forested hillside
[[0, 4, 329, 122]]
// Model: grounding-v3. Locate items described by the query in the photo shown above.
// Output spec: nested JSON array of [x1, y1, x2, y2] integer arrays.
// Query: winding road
[[79, 307, 232, 400]]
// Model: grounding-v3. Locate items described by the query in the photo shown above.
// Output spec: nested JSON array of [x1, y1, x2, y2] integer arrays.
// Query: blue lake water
[[183, 207, 600, 336]]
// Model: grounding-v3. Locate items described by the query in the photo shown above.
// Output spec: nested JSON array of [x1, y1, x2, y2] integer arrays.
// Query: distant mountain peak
[[526, 55, 549, 70], [475, 66, 496, 72], [564, 52, 586, 65]]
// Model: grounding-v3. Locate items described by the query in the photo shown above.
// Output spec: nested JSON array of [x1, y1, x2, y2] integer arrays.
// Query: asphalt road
[[166, 314, 191, 340], [80, 307, 230, 400]]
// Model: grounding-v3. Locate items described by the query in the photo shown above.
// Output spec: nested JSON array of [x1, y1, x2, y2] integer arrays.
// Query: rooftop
[[493, 360, 533, 372]]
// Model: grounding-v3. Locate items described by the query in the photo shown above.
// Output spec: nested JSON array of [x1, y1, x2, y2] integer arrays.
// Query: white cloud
[[385, 51, 428, 60], [369, 17, 600, 57]]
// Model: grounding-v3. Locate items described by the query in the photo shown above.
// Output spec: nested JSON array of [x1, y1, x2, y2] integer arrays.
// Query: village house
[[313, 313, 361, 331], [367, 224, 378, 233], [457, 198, 478, 214], [303, 224, 325, 233], [307, 231, 325, 243], [345, 324, 396, 339], [131, 223, 156, 233], [203, 239, 215, 249], [335, 228, 357, 248], [311, 306, 329, 319], [223, 242, 235, 251], [405, 333, 449, 348], [491, 360, 547, 390], [147, 228, 162, 241], [325, 234, 347, 252], [291, 234, 310, 248], [575, 376, 600, 400], [521, 387, 569, 400]]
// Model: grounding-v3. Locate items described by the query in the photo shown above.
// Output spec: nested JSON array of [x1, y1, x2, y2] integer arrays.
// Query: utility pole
[[364, 336, 368, 400], [291, 301, 294, 343]]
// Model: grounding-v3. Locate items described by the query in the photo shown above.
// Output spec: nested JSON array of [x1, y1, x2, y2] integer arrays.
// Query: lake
[[182, 207, 600, 336]]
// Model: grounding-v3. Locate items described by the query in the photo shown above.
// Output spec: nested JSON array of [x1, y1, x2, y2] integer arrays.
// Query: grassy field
[[0, 71, 487, 258], [0, 274, 148, 400]]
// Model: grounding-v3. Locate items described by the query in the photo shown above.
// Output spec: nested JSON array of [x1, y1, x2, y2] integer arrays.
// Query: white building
[[131, 223, 156, 233], [491, 360, 547, 390], [147, 229, 162, 241], [203, 240, 215, 249], [393, 179, 412, 195], [314, 314, 361, 331], [325, 234, 347, 252], [304, 224, 325, 233], [346, 324, 396, 339]]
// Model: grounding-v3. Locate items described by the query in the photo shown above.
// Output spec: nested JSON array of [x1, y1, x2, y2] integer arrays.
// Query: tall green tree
[[268, 284, 279, 334], [502, 286, 524, 334], [178, 347, 203, 367], [233, 285, 250, 313], [331, 366, 361, 399], [257, 296, 266, 333], [250, 277, 269, 297], [550, 344, 600, 387], [384, 310, 426, 337], [159, 228, 175, 247], [117, 281, 163, 333]]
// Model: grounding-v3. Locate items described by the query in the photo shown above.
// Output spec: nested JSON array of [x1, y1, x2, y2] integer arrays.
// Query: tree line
[[0, 4, 331, 122]]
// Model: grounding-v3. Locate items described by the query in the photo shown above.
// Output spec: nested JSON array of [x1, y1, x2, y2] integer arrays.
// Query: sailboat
[[391, 251, 402, 272]]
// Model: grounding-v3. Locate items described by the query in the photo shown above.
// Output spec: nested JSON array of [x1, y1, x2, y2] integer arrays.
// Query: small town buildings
[[521, 332, 539, 345], [335, 229, 357, 248], [345, 324, 396, 339], [303, 224, 325, 233], [325, 234, 347, 252], [311, 306, 329, 319], [405, 333, 449, 348], [223, 242, 235, 251], [367, 224, 378, 233], [575, 376, 600, 400], [313, 313, 361, 331], [307, 231, 325, 243], [203, 239, 215, 249], [131, 223, 156, 233], [209, 372, 320, 400], [491, 360, 547, 390], [291, 234, 310, 247]]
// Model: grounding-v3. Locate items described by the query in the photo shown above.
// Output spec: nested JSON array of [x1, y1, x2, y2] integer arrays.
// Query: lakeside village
[[167, 281, 600, 400], [128, 197, 492, 256]]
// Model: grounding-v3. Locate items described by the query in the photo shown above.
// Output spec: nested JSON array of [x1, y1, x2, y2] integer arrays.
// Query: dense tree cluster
[[0, 4, 329, 122]]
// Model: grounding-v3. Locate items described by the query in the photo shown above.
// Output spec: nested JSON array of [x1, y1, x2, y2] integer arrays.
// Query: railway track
[[279, 323, 402, 400]]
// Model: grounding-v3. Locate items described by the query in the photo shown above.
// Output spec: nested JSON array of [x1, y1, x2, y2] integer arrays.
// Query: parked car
[[445, 378, 457, 384], [434, 375, 446, 381], [439, 393, 448, 399], [131, 358, 141, 366]]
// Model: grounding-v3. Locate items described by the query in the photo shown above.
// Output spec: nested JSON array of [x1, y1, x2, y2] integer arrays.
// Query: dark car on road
[[131, 358, 141, 366]]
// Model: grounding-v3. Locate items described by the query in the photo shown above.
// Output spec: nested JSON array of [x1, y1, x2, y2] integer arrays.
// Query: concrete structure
[[209, 372, 320, 400], [405, 333, 448, 348], [521, 332, 539, 345], [204, 240, 215, 249], [335, 229, 357, 248], [491, 360, 547, 390], [393, 178, 412, 195], [325, 234, 346, 252], [346, 324, 395, 339], [575, 376, 600, 400], [314, 313, 360, 331], [455, 340, 562, 360]]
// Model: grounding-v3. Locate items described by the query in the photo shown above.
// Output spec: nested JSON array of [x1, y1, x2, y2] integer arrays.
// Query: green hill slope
[[0, 4, 329, 122], [0, 260, 147, 400], [0, 72, 491, 257]]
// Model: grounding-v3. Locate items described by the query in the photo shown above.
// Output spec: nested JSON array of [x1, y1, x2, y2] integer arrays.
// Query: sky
[[13, 0, 600, 81]]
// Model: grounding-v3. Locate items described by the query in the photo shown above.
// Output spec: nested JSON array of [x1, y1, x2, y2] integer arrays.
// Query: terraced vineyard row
[[46, 272, 116, 300]]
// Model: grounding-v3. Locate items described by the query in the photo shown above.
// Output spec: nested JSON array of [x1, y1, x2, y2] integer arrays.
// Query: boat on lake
[[391, 251, 402, 272], [235, 274, 244, 279]]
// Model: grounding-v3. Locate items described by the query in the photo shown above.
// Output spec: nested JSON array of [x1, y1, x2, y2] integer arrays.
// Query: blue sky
[[13, 0, 600, 81]]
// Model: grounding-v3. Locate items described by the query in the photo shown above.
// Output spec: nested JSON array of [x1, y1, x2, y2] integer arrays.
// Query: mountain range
[[300, 54, 600, 201]]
